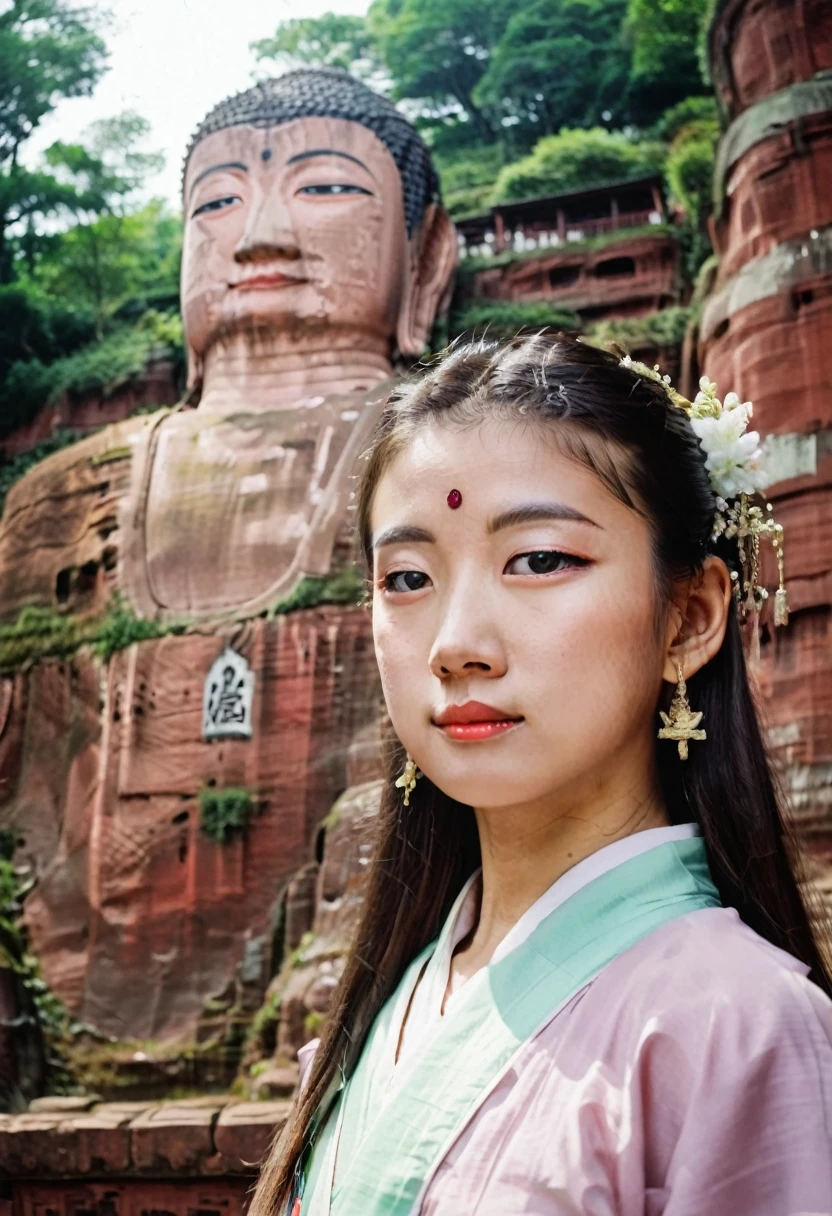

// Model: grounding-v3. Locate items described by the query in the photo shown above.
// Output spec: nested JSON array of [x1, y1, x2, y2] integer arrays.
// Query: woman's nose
[[428, 579, 507, 681]]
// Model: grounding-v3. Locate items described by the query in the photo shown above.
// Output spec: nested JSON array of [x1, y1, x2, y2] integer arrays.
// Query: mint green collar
[[304, 835, 719, 1216]]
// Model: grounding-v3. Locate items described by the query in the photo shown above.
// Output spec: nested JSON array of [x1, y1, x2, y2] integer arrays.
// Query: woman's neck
[[197, 330, 395, 413], [452, 760, 670, 982]]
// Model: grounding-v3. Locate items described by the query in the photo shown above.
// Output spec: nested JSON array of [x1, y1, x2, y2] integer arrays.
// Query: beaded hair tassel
[[619, 358, 789, 631]]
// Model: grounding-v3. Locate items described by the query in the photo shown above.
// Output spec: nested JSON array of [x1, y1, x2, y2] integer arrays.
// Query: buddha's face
[[181, 116, 411, 362]]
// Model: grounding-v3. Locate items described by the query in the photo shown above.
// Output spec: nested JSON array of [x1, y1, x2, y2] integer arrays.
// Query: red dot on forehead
[[447, 488, 462, 509]]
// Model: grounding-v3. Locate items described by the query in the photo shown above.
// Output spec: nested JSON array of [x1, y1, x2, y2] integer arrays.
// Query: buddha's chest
[[121, 392, 385, 621]]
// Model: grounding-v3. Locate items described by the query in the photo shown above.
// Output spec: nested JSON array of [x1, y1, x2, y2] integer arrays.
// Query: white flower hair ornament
[[619, 357, 788, 628]]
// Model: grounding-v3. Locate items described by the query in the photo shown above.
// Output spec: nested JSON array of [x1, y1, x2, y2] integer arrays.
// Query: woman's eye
[[506, 550, 588, 576], [383, 570, 431, 594], [192, 195, 241, 217], [297, 184, 372, 196]]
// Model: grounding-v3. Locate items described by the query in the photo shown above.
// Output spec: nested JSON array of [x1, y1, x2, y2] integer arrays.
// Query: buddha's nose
[[235, 191, 301, 263]]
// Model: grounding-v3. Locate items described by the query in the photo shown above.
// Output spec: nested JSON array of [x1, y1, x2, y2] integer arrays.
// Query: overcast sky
[[24, 0, 369, 207]]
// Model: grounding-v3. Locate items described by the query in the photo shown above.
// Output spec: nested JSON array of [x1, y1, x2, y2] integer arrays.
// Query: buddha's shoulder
[[0, 412, 158, 521]]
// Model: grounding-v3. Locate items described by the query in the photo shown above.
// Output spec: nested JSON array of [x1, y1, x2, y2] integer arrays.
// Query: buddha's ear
[[397, 204, 458, 358], [186, 344, 204, 395]]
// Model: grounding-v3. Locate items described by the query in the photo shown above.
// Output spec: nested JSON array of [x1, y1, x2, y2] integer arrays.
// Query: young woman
[[252, 334, 832, 1216]]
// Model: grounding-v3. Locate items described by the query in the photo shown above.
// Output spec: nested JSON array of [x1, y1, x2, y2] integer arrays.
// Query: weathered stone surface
[[709, 0, 832, 119], [270, 779, 381, 1063], [702, 0, 832, 880], [711, 112, 832, 281], [129, 1098, 225, 1174], [0, 611, 382, 1042], [8, 1181, 254, 1216], [467, 231, 681, 324], [0, 417, 149, 622], [26, 1095, 100, 1113], [214, 1099, 290, 1170], [251, 1065, 299, 1101], [0, 355, 180, 463], [0, 1096, 286, 1182], [0, 71, 451, 1070]]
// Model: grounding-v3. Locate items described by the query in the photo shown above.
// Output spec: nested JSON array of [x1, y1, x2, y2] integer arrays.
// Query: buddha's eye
[[192, 195, 241, 217], [297, 183, 372, 196], [506, 551, 589, 576]]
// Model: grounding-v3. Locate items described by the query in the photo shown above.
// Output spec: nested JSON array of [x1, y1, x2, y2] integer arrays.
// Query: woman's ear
[[663, 557, 732, 682], [396, 204, 458, 358]]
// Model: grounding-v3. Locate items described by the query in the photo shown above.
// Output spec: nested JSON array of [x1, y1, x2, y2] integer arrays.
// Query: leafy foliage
[[664, 112, 719, 276], [665, 118, 718, 226], [490, 127, 665, 204], [200, 788, 257, 844], [626, 0, 710, 81], [0, 595, 185, 672], [0, 830, 75, 1104], [451, 299, 579, 339], [652, 94, 718, 141], [473, 0, 631, 140], [252, 14, 379, 79], [367, 0, 510, 144], [256, 1, 713, 158], [1, 309, 183, 435], [0, 1, 108, 282], [584, 305, 693, 351], [433, 145, 505, 218], [91, 594, 185, 663], [267, 567, 367, 617]]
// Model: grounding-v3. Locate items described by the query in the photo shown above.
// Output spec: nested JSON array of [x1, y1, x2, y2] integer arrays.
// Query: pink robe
[[299, 848, 832, 1214]]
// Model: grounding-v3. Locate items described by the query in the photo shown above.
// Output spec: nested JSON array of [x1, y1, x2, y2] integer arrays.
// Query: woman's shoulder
[[593, 904, 832, 1059]]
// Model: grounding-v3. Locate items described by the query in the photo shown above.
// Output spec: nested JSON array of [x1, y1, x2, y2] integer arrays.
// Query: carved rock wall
[[0, 609, 383, 1042], [0, 1093, 289, 1213], [0, 356, 180, 462], [467, 231, 681, 323], [702, 0, 832, 878], [710, 0, 832, 119]]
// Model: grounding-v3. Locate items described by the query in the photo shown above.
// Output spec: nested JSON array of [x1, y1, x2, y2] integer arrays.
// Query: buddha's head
[[181, 68, 457, 394]]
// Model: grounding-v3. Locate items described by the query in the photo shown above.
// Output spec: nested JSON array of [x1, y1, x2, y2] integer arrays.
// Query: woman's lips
[[436, 719, 524, 741], [431, 702, 524, 741]]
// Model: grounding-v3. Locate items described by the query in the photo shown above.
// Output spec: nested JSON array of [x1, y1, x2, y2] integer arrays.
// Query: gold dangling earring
[[394, 753, 422, 806], [658, 663, 706, 760]]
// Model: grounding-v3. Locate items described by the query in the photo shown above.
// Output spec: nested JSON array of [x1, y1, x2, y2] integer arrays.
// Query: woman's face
[[370, 416, 671, 811]]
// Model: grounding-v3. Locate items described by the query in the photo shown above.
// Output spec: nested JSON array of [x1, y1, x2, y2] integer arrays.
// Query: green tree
[[34, 113, 170, 330], [0, 0, 108, 281], [624, 0, 711, 121], [474, 0, 630, 141], [490, 126, 665, 204], [251, 13, 379, 79], [44, 112, 164, 216], [434, 144, 505, 217], [664, 114, 719, 275], [367, 0, 520, 143], [35, 200, 181, 331]]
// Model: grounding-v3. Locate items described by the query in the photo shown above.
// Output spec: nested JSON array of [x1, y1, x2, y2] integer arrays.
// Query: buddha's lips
[[232, 273, 307, 291]]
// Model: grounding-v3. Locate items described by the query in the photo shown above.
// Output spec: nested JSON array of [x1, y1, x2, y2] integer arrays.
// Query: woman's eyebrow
[[373, 525, 434, 551], [487, 502, 601, 532], [372, 503, 599, 551]]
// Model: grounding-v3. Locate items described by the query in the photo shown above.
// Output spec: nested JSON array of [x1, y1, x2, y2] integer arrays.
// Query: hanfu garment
[[298, 825, 832, 1216]]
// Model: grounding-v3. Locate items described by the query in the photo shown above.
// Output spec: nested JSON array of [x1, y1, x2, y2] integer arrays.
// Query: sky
[[24, 0, 369, 208]]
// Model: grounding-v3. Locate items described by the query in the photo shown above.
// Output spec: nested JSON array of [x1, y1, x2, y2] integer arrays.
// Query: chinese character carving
[[203, 648, 255, 740]]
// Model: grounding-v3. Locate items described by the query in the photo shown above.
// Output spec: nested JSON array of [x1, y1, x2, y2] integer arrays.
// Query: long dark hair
[[252, 333, 832, 1212]]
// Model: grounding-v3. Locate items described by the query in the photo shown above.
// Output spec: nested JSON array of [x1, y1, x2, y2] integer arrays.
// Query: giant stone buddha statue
[[0, 70, 456, 1045]]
